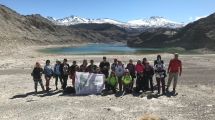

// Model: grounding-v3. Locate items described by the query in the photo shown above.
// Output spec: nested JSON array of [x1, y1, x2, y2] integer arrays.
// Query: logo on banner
[[75, 72, 105, 95]]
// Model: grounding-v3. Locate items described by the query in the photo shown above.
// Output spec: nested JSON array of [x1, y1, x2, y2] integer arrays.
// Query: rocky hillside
[[127, 28, 179, 48], [128, 13, 215, 50], [0, 4, 127, 53], [168, 13, 215, 50], [1, 4, 215, 52]]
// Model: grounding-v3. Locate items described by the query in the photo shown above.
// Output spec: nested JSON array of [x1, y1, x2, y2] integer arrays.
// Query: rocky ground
[[0, 46, 215, 120]]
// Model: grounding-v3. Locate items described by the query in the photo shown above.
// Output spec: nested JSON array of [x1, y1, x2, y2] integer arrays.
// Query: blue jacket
[[44, 65, 53, 76]]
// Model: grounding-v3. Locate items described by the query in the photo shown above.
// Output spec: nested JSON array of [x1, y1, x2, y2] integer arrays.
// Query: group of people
[[31, 53, 182, 95]]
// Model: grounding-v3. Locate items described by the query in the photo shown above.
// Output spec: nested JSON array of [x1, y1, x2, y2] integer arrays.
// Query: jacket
[[168, 59, 182, 73], [135, 64, 144, 73], [32, 67, 43, 80], [126, 63, 136, 77], [54, 64, 61, 76], [115, 65, 124, 77], [60, 63, 70, 76], [44, 65, 53, 76]]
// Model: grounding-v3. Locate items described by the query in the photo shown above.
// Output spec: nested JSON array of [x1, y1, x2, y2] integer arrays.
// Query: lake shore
[[0, 45, 215, 120]]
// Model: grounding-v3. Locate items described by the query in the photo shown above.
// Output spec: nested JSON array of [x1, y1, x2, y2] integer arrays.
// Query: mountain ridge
[[47, 15, 184, 29], [127, 12, 215, 50], [0, 4, 128, 54], [1, 4, 215, 53]]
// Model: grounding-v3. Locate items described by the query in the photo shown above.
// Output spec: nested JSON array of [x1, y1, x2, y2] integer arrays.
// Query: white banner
[[75, 72, 105, 95]]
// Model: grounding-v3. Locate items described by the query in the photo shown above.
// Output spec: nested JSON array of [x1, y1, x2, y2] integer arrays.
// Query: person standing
[[54, 60, 63, 90], [115, 61, 125, 92], [99, 57, 110, 91], [44, 60, 53, 92], [126, 59, 136, 88], [142, 58, 149, 90], [154, 55, 164, 66], [154, 57, 166, 95], [111, 59, 118, 71], [87, 60, 97, 73], [144, 61, 154, 92], [142, 58, 147, 66], [99, 56, 110, 78], [69, 61, 79, 87], [60, 59, 70, 90], [95, 67, 102, 74], [31, 62, 45, 94], [79, 59, 88, 72], [167, 53, 182, 93], [135, 60, 145, 92]]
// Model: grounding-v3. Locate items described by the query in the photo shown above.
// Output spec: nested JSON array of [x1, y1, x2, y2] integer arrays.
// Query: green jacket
[[122, 75, 132, 85], [107, 76, 118, 87]]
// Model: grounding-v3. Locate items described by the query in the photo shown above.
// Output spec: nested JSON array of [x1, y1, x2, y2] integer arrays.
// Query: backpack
[[63, 86, 76, 94]]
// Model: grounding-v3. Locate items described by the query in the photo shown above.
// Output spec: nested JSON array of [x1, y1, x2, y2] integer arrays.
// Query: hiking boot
[[166, 88, 169, 92], [113, 89, 116, 94], [46, 87, 51, 92], [41, 86, 45, 91], [173, 90, 176, 94]]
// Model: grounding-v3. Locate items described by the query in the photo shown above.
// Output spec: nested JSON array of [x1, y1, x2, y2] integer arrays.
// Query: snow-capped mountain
[[90, 18, 124, 25], [47, 15, 125, 26], [47, 15, 184, 29], [127, 16, 184, 28], [56, 16, 89, 25]]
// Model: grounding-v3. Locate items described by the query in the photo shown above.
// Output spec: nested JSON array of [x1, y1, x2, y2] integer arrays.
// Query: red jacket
[[168, 59, 182, 73], [135, 64, 144, 73]]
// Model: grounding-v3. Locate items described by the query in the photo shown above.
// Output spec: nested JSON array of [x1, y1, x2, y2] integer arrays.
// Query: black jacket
[[60, 63, 70, 76], [87, 64, 97, 73], [70, 64, 79, 74], [144, 65, 154, 77], [126, 63, 136, 77], [31, 67, 43, 80], [154, 60, 164, 66]]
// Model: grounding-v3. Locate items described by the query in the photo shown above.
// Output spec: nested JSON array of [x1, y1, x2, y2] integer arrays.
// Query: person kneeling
[[122, 69, 133, 94], [105, 71, 118, 94]]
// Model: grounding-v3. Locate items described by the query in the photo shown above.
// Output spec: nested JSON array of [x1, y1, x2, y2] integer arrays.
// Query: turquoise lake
[[40, 43, 182, 55]]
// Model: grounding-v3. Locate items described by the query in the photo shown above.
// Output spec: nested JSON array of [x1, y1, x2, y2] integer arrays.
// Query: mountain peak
[[47, 15, 184, 29], [150, 16, 164, 19], [46, 16, 56, 21]]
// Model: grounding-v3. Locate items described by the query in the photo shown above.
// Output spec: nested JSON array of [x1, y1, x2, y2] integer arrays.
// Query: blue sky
[[0, 0, 214, 23]]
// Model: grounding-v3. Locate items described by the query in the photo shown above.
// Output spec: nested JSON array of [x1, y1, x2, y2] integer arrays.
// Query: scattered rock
[[103, 107, 124, 112]]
